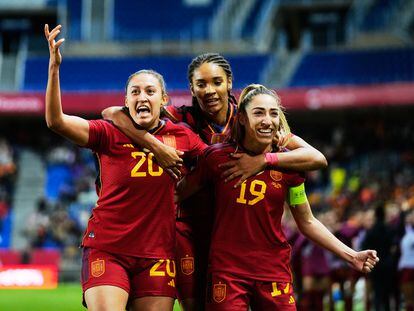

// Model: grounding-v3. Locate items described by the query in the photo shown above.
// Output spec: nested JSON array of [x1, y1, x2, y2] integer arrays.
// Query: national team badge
[[210, 133, 226, 144], [270, 170, 283, 182], [181, 256, 194, 275], [91, 259, 105, 277], [213, 282, 226, 303], [162, 135, 177, 148]]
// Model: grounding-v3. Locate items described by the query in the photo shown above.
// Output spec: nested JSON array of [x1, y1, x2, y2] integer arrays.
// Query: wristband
[[288, 183, 308, 206], [264, 152, 279, 166]]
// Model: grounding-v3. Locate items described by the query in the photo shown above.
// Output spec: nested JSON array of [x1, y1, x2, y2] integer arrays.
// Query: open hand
[[44, 24, 65, 66], [152, 144, 184, 180], [219, 153, 266, 187]]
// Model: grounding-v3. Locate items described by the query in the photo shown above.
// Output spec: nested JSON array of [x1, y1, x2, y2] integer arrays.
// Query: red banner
[[0, 265, 58, 289], [1, 82, 414, 115]]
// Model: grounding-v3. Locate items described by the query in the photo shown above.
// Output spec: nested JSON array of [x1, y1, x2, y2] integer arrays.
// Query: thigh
[[129, 258, 177, 301], [205, 272, 250, 311], [129, 296, 174, 311], [85, 285, 129, 311], [251, 280, 296, 311], [81, 247, 131, 294]]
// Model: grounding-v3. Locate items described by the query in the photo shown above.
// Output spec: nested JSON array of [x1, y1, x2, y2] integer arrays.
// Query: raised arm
[[220, 134, 327, 187], [102, 106, 183, 174], [289, 199, 378, 273], [45, 24, 89, 146]]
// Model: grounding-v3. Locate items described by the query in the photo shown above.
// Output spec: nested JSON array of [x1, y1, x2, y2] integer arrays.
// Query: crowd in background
[[0, 138, 16, 238], [1, 112, 412, 309]]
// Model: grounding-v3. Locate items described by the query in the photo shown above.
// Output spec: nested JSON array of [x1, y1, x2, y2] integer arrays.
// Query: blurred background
[[0, 0, 413, 310]]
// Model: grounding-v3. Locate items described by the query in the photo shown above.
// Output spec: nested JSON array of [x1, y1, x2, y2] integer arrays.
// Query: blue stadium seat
[[0, 211, 12, 248], [113, 0, 221, 41], [289, 48, 414, 87], [23, 54, 271, 91]]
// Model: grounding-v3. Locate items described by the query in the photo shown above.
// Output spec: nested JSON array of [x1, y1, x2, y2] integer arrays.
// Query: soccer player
[[44, 24, 207, 311], [102, 53, 328, 310], [398, 208, 414, 311], [177, 84, 379, 310]]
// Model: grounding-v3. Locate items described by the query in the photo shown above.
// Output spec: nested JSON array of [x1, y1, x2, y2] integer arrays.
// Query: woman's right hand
[[44, 24, 65, 67], [153, 144, 184, 180]]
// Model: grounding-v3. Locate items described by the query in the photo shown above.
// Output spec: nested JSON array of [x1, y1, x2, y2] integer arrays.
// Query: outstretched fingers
[[45, 24, 64, 47]]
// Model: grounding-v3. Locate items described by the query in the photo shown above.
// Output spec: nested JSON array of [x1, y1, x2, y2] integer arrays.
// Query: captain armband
[[288, 183, 308, 206]]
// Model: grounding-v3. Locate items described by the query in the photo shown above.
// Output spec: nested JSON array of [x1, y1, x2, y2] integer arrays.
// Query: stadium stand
[[23, 54, 272, 91], [289, 47, 414, 87], [113, 0, 221, 41]]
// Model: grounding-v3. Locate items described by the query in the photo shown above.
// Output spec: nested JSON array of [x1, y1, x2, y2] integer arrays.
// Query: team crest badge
[[270, 170, 283, 182], [210, 133, 226, 144], [181, 256, 194, 275], [91, 259, 105, 277], [213, 282, 226, 303], [162, 135, 177, 148]]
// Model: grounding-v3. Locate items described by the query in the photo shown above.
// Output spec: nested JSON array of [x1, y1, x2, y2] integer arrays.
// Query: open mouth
[[136, 105, 151, 115]]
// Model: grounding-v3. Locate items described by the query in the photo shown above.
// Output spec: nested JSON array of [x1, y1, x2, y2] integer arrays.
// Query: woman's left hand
[[219, 153, 266, 187]]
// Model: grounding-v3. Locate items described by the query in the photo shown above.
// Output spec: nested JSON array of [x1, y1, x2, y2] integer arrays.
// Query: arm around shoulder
[[275, 134, 327, 171]]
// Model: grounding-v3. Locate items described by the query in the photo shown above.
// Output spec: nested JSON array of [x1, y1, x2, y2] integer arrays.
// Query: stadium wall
[[1, 82, 414, 116]]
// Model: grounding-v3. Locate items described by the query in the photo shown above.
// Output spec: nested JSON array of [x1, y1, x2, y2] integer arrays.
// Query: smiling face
[[125, 73, 168, 130], [240, 94, 280, 153], [190, 62, 232, 120]]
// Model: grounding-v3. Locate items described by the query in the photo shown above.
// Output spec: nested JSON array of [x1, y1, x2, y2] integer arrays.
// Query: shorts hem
[[130, 291, 177, 300], [83, 282, 129, 294]]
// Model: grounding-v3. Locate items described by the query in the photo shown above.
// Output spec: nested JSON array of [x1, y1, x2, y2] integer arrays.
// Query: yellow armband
[[288, 183, 308, 206]]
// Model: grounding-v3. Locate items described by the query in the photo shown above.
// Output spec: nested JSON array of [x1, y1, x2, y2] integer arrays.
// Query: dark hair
[[231, 84, 290, 146], [125, 69, 167, 96], [187, 53, 237, 133]]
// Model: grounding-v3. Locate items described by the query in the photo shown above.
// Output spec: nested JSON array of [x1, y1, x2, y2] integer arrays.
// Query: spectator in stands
[[44, 24, 207, 311], [398, 206, 414, 311], [102, 52, 327, 310], [0, 138, 16, 198], [362, 204, 395, 311], [177, 84, 379, 310], [24, 198, 50, 248], [293, 210, 336, 311], [0, 191, 8, 235]]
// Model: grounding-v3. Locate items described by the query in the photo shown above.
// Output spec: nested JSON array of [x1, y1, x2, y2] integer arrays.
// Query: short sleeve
[[284, 171, 306, 187], [164, 105, 183, 123], [85, 119, 111, 152]]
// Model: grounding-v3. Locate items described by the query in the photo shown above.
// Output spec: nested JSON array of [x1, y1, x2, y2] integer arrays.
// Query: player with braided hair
[[102, 53, 327, 310]]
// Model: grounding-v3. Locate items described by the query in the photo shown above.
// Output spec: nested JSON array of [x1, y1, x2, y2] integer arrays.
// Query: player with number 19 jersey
[[195, 143, 305, 281], [81, 118, 206, 259]]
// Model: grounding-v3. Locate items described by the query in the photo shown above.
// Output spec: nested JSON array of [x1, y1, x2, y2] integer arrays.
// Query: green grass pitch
[[0, 283, 361, 310], [0, 283, 182, 311]]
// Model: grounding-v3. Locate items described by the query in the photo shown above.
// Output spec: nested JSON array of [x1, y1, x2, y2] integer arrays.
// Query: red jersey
[[165, 103, 237, 219], [194, 143, 305, 282], [81, 119, 206, 258], [165, 103, 236, 145]]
